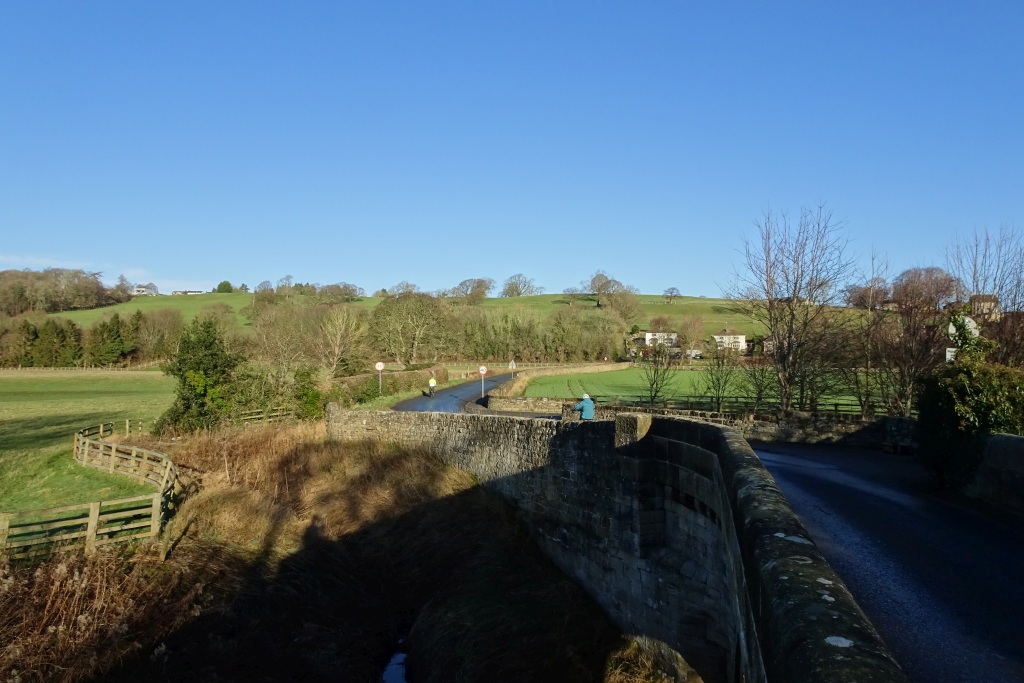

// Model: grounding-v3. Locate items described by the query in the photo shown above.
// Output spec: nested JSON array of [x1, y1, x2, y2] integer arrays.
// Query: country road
[[756, 441, 1024, 683]]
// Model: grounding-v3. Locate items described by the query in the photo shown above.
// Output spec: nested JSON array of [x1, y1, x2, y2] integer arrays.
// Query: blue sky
[[2, 2, 1021, 297]]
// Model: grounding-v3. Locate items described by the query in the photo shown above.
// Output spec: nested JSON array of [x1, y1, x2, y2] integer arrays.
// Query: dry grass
[[1, 423, 680, 682]]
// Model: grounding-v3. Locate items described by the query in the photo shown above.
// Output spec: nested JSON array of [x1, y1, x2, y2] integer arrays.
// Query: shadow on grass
[[0, 411, 111, 455]]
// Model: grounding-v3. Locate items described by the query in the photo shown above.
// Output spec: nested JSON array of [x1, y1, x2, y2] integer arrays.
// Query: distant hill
[[49, 292, 760, 336]]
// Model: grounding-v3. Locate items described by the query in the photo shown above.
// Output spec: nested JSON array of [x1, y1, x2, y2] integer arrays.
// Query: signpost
[[375, 361, 384, 394], [508, 359, 516, 379], [946, 317, 979, 363], [479, 365, 487, 399]]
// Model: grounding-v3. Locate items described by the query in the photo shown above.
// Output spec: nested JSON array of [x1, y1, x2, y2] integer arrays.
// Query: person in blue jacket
[[573, 393, 596, 421]]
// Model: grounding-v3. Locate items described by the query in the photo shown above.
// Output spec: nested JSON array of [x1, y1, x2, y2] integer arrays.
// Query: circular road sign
[[375, 361, 385, 371], [479, 365, 487, 375]]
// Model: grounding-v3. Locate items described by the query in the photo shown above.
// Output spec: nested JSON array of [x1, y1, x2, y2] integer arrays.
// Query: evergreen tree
[[156, 318, 241, 433]]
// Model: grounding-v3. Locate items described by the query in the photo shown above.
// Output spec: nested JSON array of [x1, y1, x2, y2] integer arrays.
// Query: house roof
[[714, 328, 743, 336]]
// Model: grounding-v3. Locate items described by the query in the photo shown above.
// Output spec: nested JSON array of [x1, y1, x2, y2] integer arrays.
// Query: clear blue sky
[[2, 2, 1021, 297]]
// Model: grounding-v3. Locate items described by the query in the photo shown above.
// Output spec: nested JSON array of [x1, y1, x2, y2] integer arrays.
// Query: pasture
[[49, 291, 759, 337], [0, 369, 176, 512], [524, 367, 708, 403]]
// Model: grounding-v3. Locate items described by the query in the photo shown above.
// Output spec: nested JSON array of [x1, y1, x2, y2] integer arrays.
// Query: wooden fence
[[234, 407, 292, 424], [0, 423, 178, 559]]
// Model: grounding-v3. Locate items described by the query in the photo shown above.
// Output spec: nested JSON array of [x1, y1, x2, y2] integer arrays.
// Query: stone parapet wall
[[487, 395, 569, 413], [562, 404, 915, 449], [325, 406, 908, 683], [967, 433, 1024, 519]]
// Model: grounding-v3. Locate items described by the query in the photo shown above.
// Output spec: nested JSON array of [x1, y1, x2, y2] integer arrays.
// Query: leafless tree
[[663, 287, 681, 304], [562, 286, 585, 306], [946, 224, 1024, 314], [312, 305, 369, 377], [699, 347, 742, 412], [640, 345, 676, 406], [729, 203, 854, 410], [835, 253, 889, 417], [446, 278, 495, 305], [501, 274, 544, 297], [581, 271, 626, 308], [739, 354, 777, 412], [676, 316, 705, 362], [875, 267, 957, 415], [371, 292, 447, 364], [946, 225, 1024, 365]]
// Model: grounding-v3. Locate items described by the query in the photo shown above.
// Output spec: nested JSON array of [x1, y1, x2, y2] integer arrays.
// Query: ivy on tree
[[156, 318, 240, 433]]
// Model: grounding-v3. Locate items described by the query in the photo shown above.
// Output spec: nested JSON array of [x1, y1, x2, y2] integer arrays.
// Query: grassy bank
[[0, 424, 673, 682], [0, 369, 176, 511]]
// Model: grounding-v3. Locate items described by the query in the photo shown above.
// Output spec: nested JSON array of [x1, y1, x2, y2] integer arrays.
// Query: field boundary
[[0, 424, 178, 559]]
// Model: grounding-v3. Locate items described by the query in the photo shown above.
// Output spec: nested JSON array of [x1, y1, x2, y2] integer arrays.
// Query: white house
[[712, 328, 745, 352], [132, 284, 159, 296], [644, 332, 678, 347]]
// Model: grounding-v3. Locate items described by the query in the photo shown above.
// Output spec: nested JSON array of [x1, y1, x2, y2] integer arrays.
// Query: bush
[[916, 311, 1024, 489], [155, 319, 241, 434]]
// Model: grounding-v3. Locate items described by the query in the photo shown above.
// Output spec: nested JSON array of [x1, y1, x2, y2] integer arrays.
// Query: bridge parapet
[[326, 406, 908, 683]]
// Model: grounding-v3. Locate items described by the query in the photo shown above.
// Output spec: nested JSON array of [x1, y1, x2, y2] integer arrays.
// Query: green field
[[524, 367, 707, 403], [0, 369, 176, 512], [50, 291, 760, 337]]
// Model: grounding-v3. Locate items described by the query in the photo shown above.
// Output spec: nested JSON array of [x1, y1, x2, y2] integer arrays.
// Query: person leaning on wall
[[573, 393, 595, 421]]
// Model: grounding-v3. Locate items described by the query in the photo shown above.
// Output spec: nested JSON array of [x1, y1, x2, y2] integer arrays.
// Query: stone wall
[[967, 433, 1024, 518], [325, 406, 908, 683], [561, 404, 917, 450]]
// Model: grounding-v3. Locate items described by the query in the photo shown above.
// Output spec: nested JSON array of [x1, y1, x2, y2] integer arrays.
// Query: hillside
[[49, 292, 761, 336]]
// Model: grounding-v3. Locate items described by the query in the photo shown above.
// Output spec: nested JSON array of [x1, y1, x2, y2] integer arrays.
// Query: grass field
[[49, 291, 759, 337], [0, 369, 177, 512], [524, 367, 707, 403]]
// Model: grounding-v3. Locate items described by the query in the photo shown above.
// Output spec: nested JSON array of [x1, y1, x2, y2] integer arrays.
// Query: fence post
[[150, 492, 162, 538], [85, 502, 100, 555], [0, 513, 10, 552], [108, 441, 116, 473]]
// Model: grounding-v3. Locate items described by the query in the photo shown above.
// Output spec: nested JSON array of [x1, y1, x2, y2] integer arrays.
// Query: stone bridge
[[326, 407, 909, 683]]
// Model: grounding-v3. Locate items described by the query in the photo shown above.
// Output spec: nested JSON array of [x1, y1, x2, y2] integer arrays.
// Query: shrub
[[916, 310, 1024, 489]]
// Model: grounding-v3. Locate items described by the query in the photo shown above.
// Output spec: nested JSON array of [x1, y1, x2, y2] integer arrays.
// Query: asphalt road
[[392, 373, 517, 414], [755, 442, 1024, 683]]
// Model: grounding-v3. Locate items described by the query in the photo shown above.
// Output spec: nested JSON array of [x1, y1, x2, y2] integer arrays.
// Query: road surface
[[756, 441, 1024, 683], [392, 373, 517, 414]]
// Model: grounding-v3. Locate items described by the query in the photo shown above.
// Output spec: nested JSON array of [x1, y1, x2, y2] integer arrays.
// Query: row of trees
[[0, 269, 134, 317], [729, 204, 1024, 417]]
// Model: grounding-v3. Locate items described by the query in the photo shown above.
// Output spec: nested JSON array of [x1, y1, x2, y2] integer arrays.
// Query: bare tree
[[730, 204, 854, 410], [699, 347, 742, 412], [835, 253, 889, 417], [663, 286, 681, 304], [875, 267, 957, 416], [312, 305, 369, 377], [946, 225, 1024, 314], [562, 286, 585, 306], [739, 354, 778, 412], [446, 278, 495, 305], [501, 274, 544, 297], [371, 292, 446, 364], [676, 316, 705, 362], [640, 345, 676, 406], [581, 271, 631, 309], [946, 225, 1024, 365]]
